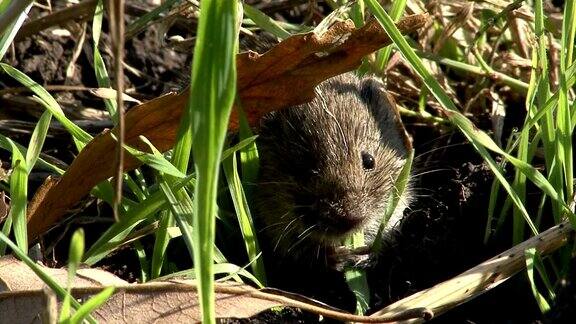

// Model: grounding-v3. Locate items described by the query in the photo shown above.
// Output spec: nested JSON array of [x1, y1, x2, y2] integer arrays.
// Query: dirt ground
[[1, 1, 574, 323]]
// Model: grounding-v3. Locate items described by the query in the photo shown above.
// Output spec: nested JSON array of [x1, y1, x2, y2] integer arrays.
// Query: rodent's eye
[[361, 151, 375, 170]]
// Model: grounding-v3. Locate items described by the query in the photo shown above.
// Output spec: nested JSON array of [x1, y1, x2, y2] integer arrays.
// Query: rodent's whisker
[[259, 221, 288, 232], [414, 142, 468, 160], [297, 224, 317, 239], [280, 210, 295, 219], [411, 168, 452, 178], [256, 181, 298, 186], [287, 225, 316, 253], [273, 215, 303, 251]]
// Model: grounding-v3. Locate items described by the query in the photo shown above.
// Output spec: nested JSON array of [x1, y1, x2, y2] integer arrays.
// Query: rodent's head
[[254, 73, 411, 256]]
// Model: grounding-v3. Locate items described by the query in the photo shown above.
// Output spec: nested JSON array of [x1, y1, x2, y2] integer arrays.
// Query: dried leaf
[[26, 14, 429, 240], [0, 256, 429, 323]]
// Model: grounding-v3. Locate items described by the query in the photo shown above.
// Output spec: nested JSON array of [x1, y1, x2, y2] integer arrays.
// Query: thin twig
[[108, 0, 126, 221]]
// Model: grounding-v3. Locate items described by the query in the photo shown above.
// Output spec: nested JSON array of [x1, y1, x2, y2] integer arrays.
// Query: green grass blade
[[0, 63, 92, 148], [60, 229, 85, 323], [372, 149, 414, 252], [222, 153, 266, 284], [150, 210, 172, 279], [243, 3, 290, 39], [133, 240, 149, 282], [374, 0, 406, 70], [115, 135, 186, 178], [558, 0, 575, 199], [344, 232, 370, 315], [188, 1, 240, 322], [83, 174, 196, 265], [125, 0, 179, 39], [25, 110, 52, 174], [92, 0, 117, 122], [525, 248, 551, 313], [0, 134, 65, 174], [222, 135, 258, 161], [237, 105, 260, 200], [2, 138, 27, 253], [0, 1, 31, 60], [345, 266, 370, 315], [158, 179, 196, 264], [157, 262, 263, 288]]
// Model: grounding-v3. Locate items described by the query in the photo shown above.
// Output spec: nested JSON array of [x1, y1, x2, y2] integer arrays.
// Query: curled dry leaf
[[0, 256, 430, 323], [26, 14, 429, 241]]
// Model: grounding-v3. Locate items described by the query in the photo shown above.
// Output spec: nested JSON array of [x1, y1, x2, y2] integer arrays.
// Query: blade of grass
[[525, 248, 551, 313], [0, 0, 33, 35], [243, 3, 290, 39], [150, 209, 172, 279], [83, 174, 196, 265], [344, 232, 370, 315], [372, 149, 414, 253], [92, 0, 117, 122], [25, 110, 52, 174], [60, 229, 85, 323], [222, 153, 266, 284], [0, 137, 27, 254], [187, 1, 240, 322], [0, 63, 92, 148], [157, 262, 263, 288], [558, 0, 575, 200], [1, 110, 52, 253], [0, 134, 64, 174], [114, 134, 186, 179], [533, 0, 563, 220], [374, 0, 406, 71], [125, 0, 179, 39], [133, 240, 149, 282], [237, 110, 259, 200], [0, 0, 31, 60], [84, 133, 252, 265]]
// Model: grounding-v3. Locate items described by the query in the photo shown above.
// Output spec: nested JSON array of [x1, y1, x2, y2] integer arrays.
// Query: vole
[[252, 72, 412, 267]]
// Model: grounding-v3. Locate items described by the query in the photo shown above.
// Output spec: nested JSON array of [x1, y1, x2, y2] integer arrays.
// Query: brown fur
[[253, 72, 411, 261]]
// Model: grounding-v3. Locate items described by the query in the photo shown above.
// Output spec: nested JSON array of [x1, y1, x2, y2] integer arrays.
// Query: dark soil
[[1, 1, 574, 323]]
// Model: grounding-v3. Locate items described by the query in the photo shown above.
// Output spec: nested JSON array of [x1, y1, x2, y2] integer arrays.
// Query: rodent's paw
[[328, 245, 378, 271]]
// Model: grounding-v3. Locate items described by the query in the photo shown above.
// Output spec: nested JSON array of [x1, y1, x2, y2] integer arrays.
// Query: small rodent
[[253, 72, 412, 266]]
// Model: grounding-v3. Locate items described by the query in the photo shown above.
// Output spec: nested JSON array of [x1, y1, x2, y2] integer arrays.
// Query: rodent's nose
[[317, 198, 364, 235]]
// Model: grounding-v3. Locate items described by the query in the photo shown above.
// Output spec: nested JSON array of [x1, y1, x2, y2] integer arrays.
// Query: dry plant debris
[[0, 256, 430, 323]]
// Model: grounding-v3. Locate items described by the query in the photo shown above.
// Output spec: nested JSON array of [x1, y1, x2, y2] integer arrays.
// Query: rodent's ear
[[359, 77, 396, 119], [360, 77, 413, 151]]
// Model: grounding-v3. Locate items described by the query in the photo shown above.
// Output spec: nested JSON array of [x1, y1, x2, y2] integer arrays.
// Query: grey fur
[[253, 72, 411, 260]]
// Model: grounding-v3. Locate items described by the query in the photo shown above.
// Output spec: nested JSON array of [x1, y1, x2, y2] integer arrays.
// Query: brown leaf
[[0, 256, 429, 323], [26, 14, 429, 240], [0, 255, 128, 291]]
